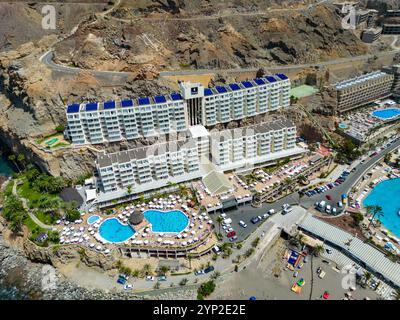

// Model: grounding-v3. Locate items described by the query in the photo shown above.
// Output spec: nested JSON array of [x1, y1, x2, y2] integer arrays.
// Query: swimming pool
[[144, 210, 189, 233], [338, 123, 348, 129], [98, 218, 135, 243], [363, 178, 400, 238], [45, 137, 59, 146], [87, 215, 100, 225], [371, 108, 400, 121]]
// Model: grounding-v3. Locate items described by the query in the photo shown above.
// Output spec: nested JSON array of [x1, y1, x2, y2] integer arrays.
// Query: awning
[[85, 189, 97, 202]]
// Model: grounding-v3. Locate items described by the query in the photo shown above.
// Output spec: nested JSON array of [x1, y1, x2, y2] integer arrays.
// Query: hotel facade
[[95, 120, 305, 206], [333, 71, 394, 112], [65, 74, 291, 145]]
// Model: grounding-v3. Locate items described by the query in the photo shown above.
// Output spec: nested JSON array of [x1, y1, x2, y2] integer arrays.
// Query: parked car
[[239, 220, 247, 228], [158, 276, 167, 281], [146, 276, 155, 281], [194, 269, 205, 276], [326, 248, 333, 254], [123, 284, 133, 290], [227, 231, 236, 238], [204, 266, 215, 274], [304, 256, 309, 263], [332, 207, 337, 215], [212, 245, 221, 255], [262, 213, 269, 219], [293, 271, 299, 277], [318, 271, 326, 279], [229, 235, 238, 242], [251, 216, 260, 224], [117, 277, 127, 285], [268, 209, 275, 215]]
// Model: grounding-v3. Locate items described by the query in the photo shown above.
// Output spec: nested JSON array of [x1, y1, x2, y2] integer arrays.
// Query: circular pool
[[98, 218, 135, 243]]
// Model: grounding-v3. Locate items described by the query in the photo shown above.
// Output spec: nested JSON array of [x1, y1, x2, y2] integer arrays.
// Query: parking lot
[[210, 193, 304, 243]]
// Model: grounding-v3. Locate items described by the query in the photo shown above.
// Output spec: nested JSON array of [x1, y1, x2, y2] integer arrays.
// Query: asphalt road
[[299, 137, 400, 213], [214, 136, 400, 242]]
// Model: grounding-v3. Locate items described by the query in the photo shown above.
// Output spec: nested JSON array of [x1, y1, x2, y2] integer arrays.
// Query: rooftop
[[299, 215, 400, 287], [66, 74, 289, 113]]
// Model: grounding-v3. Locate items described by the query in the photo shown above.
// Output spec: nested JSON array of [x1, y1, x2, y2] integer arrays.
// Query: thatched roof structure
[[129, 209, 144, 225]]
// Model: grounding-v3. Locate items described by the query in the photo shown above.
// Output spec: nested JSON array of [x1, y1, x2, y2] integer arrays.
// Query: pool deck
[[55, 193, 214, 255]]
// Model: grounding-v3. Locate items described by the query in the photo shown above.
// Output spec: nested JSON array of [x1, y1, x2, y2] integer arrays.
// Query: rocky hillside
[[0, 0, 389, 179], [54, 3, 368, 72]]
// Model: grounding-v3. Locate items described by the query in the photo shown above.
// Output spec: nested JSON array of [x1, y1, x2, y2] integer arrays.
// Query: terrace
[[55, 193, 214, 255]]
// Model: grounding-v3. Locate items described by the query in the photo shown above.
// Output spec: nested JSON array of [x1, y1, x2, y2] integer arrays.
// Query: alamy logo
[[41, 265, 57, 291], [341, 264, 357, 290], [42, 5, 57, 30], [341, 5, 356, 30]]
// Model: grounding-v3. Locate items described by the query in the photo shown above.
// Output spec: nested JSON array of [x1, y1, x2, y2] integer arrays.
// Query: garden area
[[1, 165, 81, 246]]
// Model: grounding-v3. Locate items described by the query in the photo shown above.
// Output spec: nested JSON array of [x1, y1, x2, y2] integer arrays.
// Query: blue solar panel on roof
[[241, 81, 253, 88], [229, 83, 241, 91], [204, 88, 213, 96], [104, 101, 116, 110], [121, 99, 133, 107], [154, 95, 167, 104], [276, 73, 288, 80], [85, 102, 98, 112], [67, 104, 80, 113], [254, 78, 265, 86], [265, 76, 277, 83], [170, 93, 183, 101], [216, 86, 227, 94], [138, 97, 150, 106]]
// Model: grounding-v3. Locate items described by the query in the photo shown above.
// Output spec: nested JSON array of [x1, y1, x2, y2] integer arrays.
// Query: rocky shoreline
[[0, 216, 200, 300]]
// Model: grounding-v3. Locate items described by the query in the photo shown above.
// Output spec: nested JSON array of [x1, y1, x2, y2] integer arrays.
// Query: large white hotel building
[[64, 74, 306, 206], [95, 120, 305, 206], [65, 74, 291, 144]]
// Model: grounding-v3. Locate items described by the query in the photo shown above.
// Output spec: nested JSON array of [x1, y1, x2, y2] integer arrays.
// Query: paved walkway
[[12, 180, 54, 231]]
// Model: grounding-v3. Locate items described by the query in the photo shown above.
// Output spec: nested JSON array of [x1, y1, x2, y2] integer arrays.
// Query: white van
[[268, 209, 275, 215], [223, 218, 232, 225], [325, 205, 331, 214]]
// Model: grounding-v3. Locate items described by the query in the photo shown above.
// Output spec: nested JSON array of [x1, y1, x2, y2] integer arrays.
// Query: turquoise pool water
[[144, 210, 189, 233], [87, 215, 100, 225], [363, 178, 400, 238], [338, 123, 348, 129], [98, 218, 135, 243], [371, 108, 400, 120]]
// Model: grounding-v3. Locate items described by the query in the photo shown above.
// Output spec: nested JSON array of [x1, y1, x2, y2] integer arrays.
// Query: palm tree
[[159, 265, 169, 276], [8, 154, 20, 172], [216, 216, 223, 235], [142, 263, 152, 276], [313, 245, 324, 257], [17, 153, 25, 170], [366, 205, 383, 229], [395, 288, 400, 300], [126, 185, 132, 195], [364, 271, 372, 286], [211, 271, 220, 280]]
